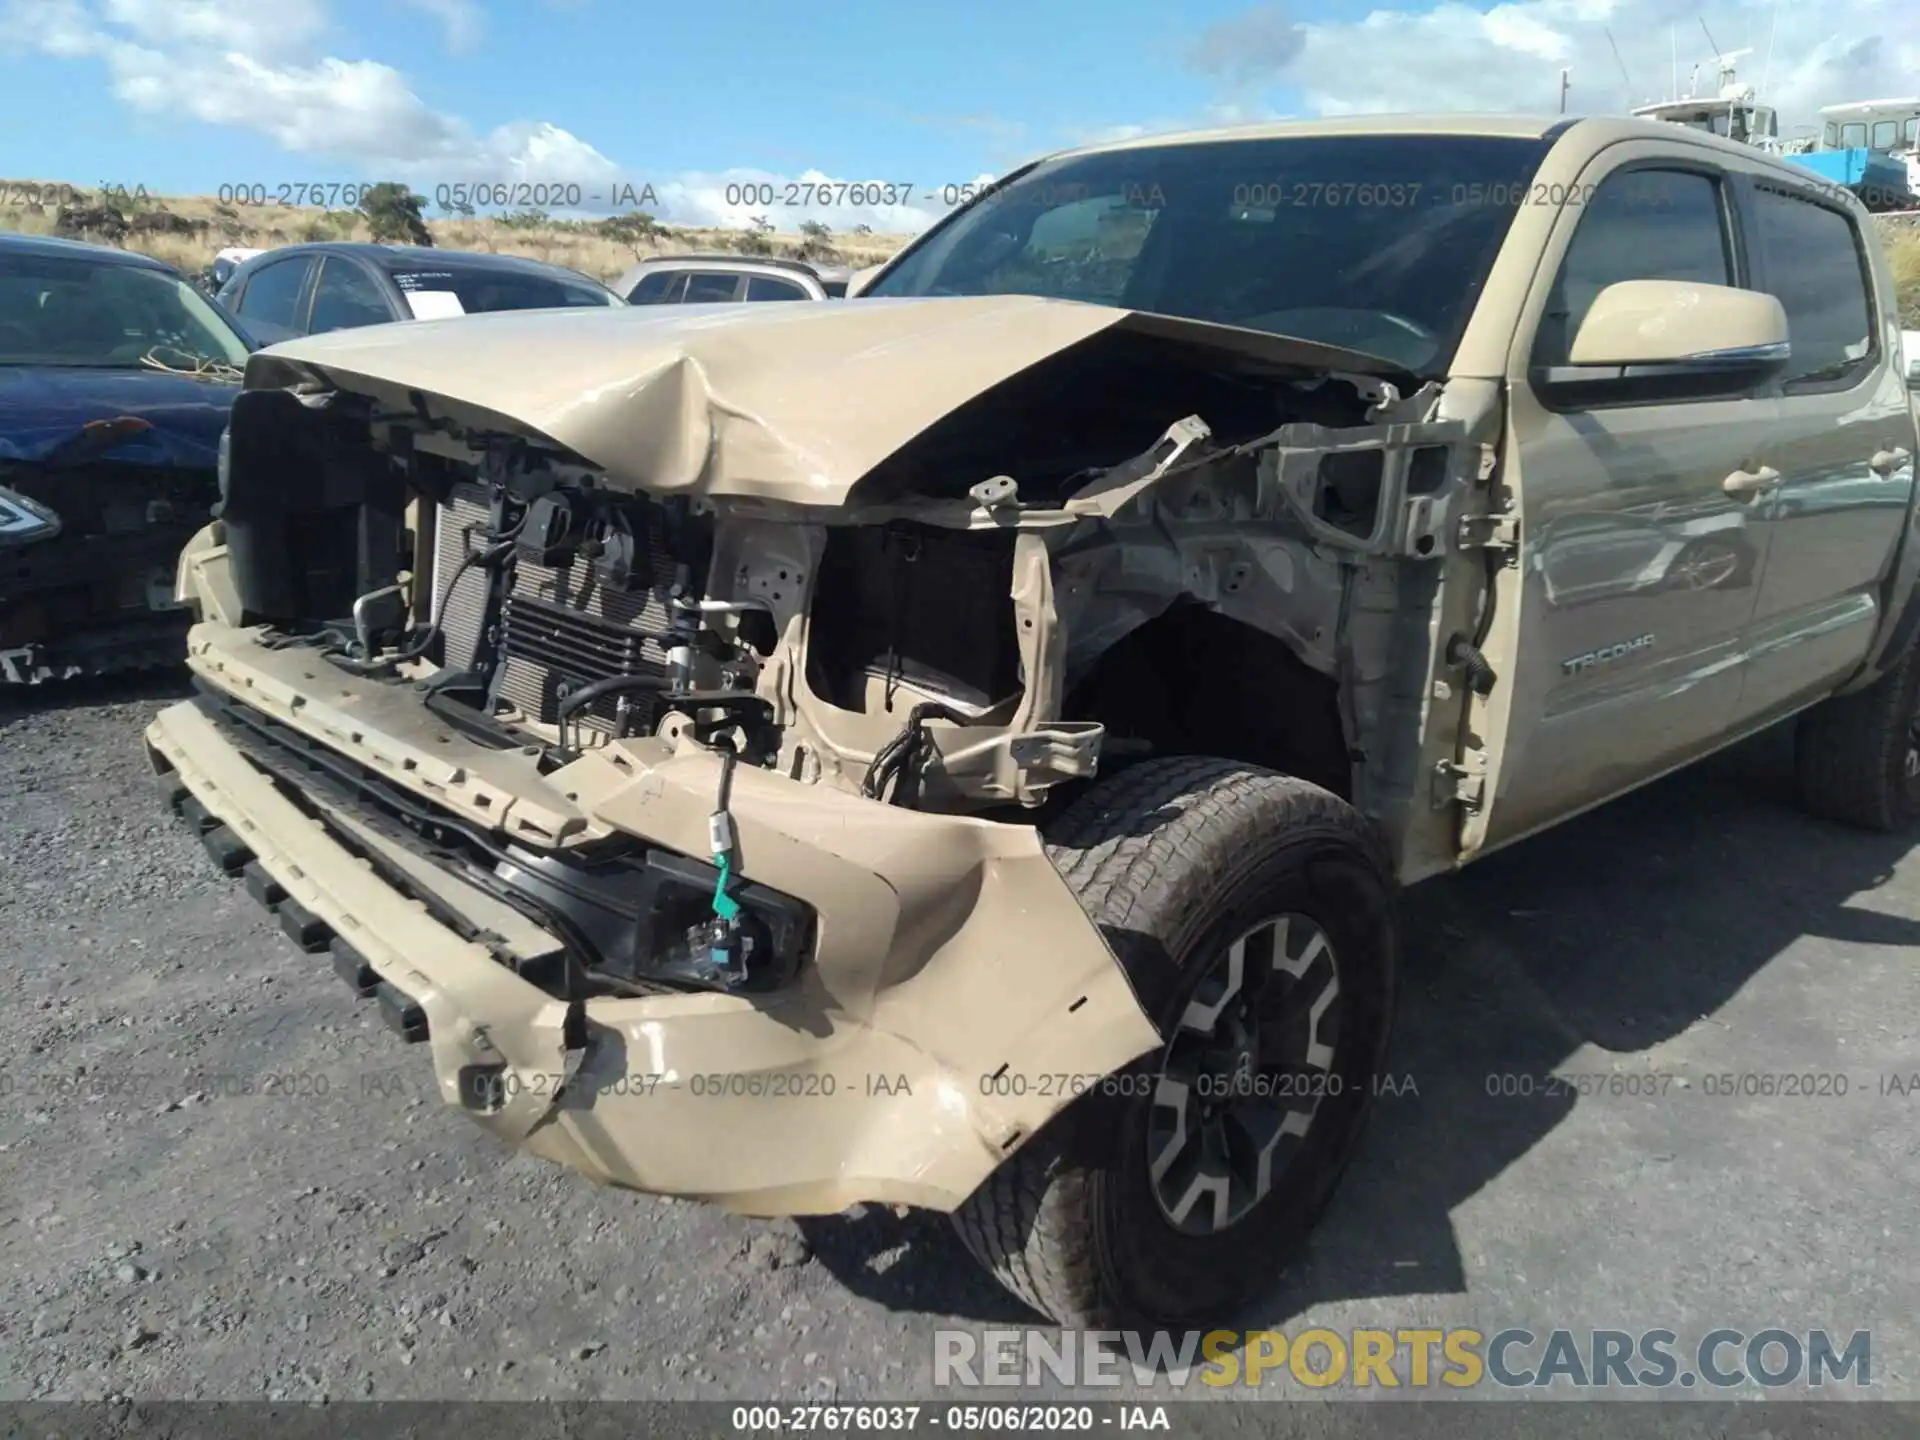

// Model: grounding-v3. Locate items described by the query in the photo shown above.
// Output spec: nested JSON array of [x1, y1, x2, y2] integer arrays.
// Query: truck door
[[1732, 177, 1918, 718], [1464, 148, 1779, 855]]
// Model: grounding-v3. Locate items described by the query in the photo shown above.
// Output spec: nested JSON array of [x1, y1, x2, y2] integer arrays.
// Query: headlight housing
[[0, 485, 60, 548]]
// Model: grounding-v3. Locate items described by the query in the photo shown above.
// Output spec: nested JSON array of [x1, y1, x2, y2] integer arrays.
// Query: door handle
[[1870, 448, 1912, 476], [1722, 465, 1780, 499]]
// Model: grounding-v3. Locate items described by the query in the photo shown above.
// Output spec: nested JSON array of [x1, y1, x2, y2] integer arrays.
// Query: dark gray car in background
[[214, 242, 622, 345]]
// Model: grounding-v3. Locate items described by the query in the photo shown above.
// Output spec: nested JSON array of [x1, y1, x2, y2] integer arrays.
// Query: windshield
[[388, 268, 619, 316], [866, 133, 1553, 375], [0, 250, 251, 370]]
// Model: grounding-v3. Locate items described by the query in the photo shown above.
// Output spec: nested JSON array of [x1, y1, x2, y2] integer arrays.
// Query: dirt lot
[[2, 674, 1915, 1404]]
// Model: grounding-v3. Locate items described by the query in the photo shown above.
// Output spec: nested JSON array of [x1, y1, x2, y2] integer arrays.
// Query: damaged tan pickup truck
[[146, 115, 1920, 1327]]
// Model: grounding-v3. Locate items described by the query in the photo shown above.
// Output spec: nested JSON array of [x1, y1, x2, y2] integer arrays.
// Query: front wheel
[[951, 757, 1398, 1327]]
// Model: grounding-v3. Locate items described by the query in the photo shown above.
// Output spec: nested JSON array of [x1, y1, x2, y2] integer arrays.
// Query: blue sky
[[1, 0, 1915, 231]]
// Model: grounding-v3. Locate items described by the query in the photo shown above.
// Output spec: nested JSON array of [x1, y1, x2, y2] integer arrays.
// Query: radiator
[[430, 482, 677, 735]]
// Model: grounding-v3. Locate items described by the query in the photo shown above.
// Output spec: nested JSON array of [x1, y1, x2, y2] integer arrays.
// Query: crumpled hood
[[0, 366, 238, 468], [243, 294, 1410, 506]]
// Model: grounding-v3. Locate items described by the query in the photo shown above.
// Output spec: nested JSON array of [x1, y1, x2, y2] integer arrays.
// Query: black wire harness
[[860, 701, 972, 806]]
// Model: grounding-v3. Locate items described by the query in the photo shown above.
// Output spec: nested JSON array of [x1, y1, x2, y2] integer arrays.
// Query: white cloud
[[397, 0, 482, 54], [0, 0, 621, 189], [0, 0, 103, 57], [1192, 0, 1920, 134], [101, 0, 328, 58], [131, 52, 471, 160], [0, 0, 960, 233]]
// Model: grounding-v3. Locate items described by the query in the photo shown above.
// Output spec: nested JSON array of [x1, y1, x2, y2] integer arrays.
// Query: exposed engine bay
[[203, 313, 1492, 1004]]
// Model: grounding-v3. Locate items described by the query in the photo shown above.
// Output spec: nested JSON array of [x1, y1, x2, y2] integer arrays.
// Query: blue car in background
[[0, 232, 254, 683]]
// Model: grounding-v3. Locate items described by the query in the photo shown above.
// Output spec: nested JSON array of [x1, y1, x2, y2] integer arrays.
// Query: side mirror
[[1541, 279, 1790, 404], [844, 264, 882, 298], [1906, 353, 1920, 390]]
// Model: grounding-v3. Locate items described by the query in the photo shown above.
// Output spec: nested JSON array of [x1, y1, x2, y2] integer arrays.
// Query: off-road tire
[[951, 756, 1397, 1327], [1795, 644, 1920, 831]]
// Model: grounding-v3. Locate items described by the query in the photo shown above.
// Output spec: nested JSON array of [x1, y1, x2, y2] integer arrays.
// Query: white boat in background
[[1628, 50, 1782, 148], [1619, 42, 1917, 210]]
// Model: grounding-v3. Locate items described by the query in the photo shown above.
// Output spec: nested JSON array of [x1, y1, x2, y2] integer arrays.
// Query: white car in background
[[613, 254, 852, 304], [209, 247, 265, 291]]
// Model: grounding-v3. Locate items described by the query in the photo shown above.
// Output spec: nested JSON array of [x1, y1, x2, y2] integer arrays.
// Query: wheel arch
[[1065, 604, 1353, 800]]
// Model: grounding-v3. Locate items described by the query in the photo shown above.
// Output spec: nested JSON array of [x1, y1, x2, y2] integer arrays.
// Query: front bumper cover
[[145, 624, 1160, 1216]]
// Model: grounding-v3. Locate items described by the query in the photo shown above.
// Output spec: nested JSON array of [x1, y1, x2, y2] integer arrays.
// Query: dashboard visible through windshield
[[0, 252, 251, 371], [865, 133, 1554, 375]]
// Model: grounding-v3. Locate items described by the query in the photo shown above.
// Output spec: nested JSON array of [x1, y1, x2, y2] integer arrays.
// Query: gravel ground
[[1, 673, 1915, 1406]]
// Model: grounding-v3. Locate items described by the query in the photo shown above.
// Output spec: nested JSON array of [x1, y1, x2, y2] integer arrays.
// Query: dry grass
[[0, 181, 914, 284], [4, 179, 1918, 326], [1887, 220, 1920, 331]]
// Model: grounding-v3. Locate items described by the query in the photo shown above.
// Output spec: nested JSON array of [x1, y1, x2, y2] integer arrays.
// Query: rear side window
[[1533, 168, 1731, 366], [682, 272, 744, 302], [628, 270, 681, 302], [235, 258, 311, 329], [746, 275, 809, 301], [1747, 186, 1875, 388], [308, 259, 393, 333], [388, 269, 614, 313]]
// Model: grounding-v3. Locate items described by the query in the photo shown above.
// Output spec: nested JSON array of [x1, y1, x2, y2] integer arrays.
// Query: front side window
[[866, 133, 1554, 376], [1532, 168, 1731, 367], [235, 258, 312, 328], [1748, 186, 1875, 388], [0, 251, 252, 369]]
